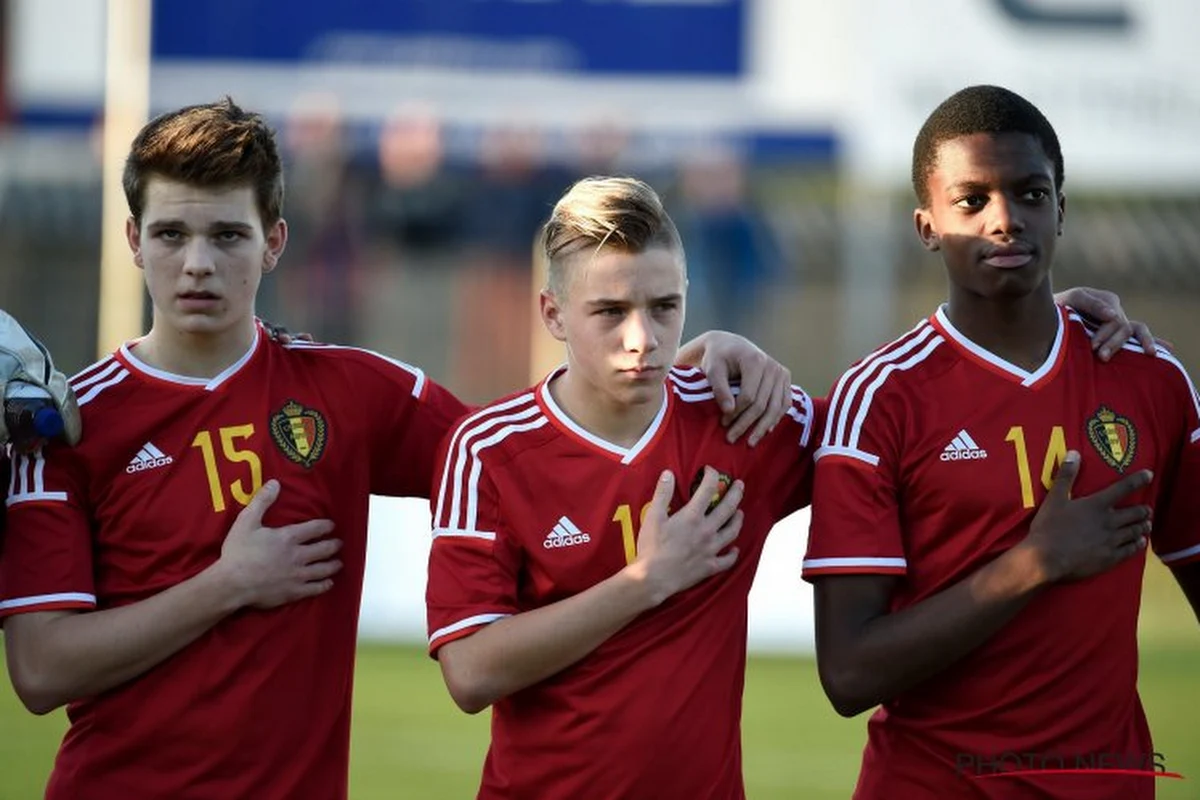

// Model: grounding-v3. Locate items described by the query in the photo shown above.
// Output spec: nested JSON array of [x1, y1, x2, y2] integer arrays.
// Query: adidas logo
[[126, 442, 174, 474], [941, 430, 988, 461], [543, 516, 591, 549]]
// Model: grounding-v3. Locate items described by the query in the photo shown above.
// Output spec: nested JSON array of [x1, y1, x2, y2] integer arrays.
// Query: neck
[[134, 319, 258, 379], [945, 283, 1059, 372], [549, 370, 665, 449]]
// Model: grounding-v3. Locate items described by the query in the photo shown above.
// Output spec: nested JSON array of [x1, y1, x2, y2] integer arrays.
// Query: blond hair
[[540, 176, 684, 297]]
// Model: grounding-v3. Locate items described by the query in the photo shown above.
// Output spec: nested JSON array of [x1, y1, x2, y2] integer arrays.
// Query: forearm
[[5, 564, 242, 713], [439, 568, 657, 713], [828, 544, 1048, 714]]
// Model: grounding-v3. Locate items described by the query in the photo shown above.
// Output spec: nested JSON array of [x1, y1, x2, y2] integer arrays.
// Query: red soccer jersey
[[0, 326, 466, 800], [803, 305, 1200, 799], [427, 366, 822, 800]]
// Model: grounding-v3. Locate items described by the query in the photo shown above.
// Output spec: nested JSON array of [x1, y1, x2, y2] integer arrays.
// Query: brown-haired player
[[0, 101, 800, 799]]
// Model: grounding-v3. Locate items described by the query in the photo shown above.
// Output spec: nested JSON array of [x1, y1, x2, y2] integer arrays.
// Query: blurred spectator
[[370, 105, 465, 260], [671, 145, 785, 341], [450, 122, 565, 402], [275, 93, 367, 344]]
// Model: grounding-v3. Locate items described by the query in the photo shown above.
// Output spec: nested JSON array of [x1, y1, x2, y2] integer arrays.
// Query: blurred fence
[[1, 127, 1195, 404]]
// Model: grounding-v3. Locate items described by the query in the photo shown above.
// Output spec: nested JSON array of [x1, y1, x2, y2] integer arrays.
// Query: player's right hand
[[216, 479, 342, 609], [626, 467, 744, 607], [1023, 451, 1154, 583]]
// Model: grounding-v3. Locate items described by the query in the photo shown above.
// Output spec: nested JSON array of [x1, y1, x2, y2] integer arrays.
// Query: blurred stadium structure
[[0, 0, 1197, 649]]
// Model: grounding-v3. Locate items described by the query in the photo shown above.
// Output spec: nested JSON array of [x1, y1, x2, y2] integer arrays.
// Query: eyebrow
[[146, 219, 256, 232], [585, 293, 683, 308], [947, 174, 1053, 193]]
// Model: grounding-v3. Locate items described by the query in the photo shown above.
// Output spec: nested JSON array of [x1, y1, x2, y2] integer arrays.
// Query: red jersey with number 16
[[804, 305, 1200, 800], [427, 366, 823, 800]]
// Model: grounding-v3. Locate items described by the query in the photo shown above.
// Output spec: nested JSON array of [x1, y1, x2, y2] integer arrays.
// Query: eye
[[156, 229, 183, 241], [1023, 188, 1051, 202], [953, 195, 987, 210], [216, 230, 246, 242], [653, 300, 679, 315], [596, 307, 624, 318]]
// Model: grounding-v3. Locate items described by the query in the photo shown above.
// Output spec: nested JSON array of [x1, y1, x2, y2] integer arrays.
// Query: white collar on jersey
[[538, 364, 671, 465], [119, 327, 262, 391], [934, 304, 1066, 387]]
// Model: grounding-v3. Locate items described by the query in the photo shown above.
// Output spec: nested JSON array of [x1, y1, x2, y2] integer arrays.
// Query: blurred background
[[0, 0, 1197, 797]]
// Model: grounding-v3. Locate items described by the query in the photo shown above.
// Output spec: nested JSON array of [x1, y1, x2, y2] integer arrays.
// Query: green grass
[[2, 564, 1196, 798]]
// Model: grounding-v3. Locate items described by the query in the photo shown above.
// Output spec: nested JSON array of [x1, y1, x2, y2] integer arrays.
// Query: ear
[[263, 218, 288, 273], [914, 207, 940, 252], [540, 289, 568, 343], [126, 216, 144, 269], [1056, 192, 1067, 237]]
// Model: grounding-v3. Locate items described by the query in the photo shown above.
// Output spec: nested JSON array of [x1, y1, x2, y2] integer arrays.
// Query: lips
[[982, 244, 1034, 269]]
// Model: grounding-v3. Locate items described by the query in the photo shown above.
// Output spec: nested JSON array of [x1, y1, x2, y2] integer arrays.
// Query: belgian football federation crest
[[1086, 406, 1137, 473], [270, 400, 328, 468], [690, 467, 735, 512]]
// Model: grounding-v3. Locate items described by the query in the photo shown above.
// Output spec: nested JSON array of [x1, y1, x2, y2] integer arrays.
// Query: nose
[[622, 309, 659, 354], [987, 194, 1025, 237], [183, 239, 217, 276]]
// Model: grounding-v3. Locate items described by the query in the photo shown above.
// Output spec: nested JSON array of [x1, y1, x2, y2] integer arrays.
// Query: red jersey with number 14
[[1, 326, 466, 800], [804, 305, 1200, 800], [427, 366, 822, 800]]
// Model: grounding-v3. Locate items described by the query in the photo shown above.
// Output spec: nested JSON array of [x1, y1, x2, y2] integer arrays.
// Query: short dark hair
[[123, 97, 284, 228], [911, 85, 1063, 208]]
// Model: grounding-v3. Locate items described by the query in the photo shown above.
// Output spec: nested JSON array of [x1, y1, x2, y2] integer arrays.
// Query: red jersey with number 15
[[803, 305, 1200, 800], [1, 325, 466, 800], [427, 366, 823, 800]]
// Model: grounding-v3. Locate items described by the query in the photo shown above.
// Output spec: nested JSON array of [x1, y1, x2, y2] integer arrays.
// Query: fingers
[[289, 578, 336, 601], [706, 360, 737, 416], [1046, 451, 1082, 502], [713, 508, 744, 551], [747, 371, 791, 447], [1091, 319, 1129, 361], [1132, 322, 1155, 354], [285, 518, 338, 544], [238, 479, 280, 528], [709, 545, 740, 574], [1108, 504, 1152, 530], [298, 536, 343, 564], [1091, 468, 1154, 507], [725, 359, 766, 430], [1111, 534, 1148, 566], [690, 469, 744, 529], [648, 471, 676, 519], [682, 467, 720, 515], [300, 557, 344, 582]]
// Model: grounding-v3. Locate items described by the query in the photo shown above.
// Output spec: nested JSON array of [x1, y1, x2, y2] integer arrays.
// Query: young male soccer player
[[804, 85, 1200, 799], [425, 173, 1157, 800], [0, 99, 795, 800], [426, 176, 825, 799]]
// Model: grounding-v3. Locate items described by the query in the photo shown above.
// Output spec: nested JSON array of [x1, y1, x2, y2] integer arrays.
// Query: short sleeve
[[1149, 352, 1200, 567], [746, 385, 823, 519], [1, 445, 96, 619], [425, 417, 520, 657], [802, 376, 908, 581], [341, 349, 469, 499]]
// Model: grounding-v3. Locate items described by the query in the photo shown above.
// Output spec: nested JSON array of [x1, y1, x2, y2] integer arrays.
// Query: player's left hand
[[1054, 286, 1158, 360], [695, 331, 792, 447]]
